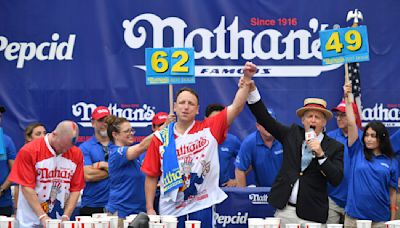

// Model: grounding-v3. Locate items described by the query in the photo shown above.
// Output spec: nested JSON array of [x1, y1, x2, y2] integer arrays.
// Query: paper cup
[[285, 224, 300, 228], [107, 216, 118, 228], [356, 220, 372, 228], [46, 219, 62, 228], [123, 220, 130, 228], [185, 220, 201, 228], [0, 217, 16, 228], [326, 224, 343, 228], [92, 220, 110, 228], [305, 223, 321, 228], [149, 222, 166, 228], [385, 220, 400, 228], [161, 215, 177, 222], [148, 215, 161, 223], [78, 221, 94, 228], [63, 221, 78, 228], [92, 213, 109, 219], [265, 217, 280, 228], [75, 216, 92, 222], [248, 218, 265, 228]]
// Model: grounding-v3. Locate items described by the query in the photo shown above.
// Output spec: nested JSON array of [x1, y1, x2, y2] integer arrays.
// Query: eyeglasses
[[334, 112, 346, 119], [102, 145, 109, 161], [121, 128, 136, 135]]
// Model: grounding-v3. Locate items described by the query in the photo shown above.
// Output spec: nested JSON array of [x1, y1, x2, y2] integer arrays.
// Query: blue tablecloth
[[215, 187, 276, 228]]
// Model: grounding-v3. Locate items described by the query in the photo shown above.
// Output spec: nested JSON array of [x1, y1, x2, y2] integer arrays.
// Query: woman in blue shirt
[[104, 115, 155, 219], [344, 84, 397, 227]]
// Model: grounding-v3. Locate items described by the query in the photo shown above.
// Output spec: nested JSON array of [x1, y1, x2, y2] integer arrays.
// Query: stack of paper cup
[[265, 217, 280, 228], [185, 220, 201, 228], [161, 215, 178, 228], [63, 221, 78, 228], [45, 219, 62, 228], [92, 213, 108, 219], [326, 224, 343, 228], [385, 220, 400, 228], [92, 220, 110, 228], [148, 215, 161, 223], [123, 220, 130, 228], [248, 218, 265, 228], [356, 220, 372, 228], [107, 216, 118, 228], [77, 220, 94, 228], [305, 223, 322, 228], [285, 224, 300, 228], [0, 217, 16, 228], [149, 222, 166, 228], [75, 216, 92, 222]]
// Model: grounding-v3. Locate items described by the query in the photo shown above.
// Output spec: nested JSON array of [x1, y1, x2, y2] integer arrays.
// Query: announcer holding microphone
[[242, 72, 344, 226]]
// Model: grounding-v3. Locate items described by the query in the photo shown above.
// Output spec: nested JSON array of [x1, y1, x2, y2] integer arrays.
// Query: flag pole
[[169, 83, 174, 115]]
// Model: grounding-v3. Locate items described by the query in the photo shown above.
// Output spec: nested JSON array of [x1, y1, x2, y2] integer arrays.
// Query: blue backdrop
[[1, 0, 399, 149]]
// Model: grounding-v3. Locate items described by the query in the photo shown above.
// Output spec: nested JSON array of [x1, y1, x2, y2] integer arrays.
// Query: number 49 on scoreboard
[[319, 26, 369, 65], [145, 48, 195, 85]]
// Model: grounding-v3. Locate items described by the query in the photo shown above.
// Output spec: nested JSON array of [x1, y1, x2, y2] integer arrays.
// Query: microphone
[[305, 126, 316, 141], [305, 126, 316, 156]]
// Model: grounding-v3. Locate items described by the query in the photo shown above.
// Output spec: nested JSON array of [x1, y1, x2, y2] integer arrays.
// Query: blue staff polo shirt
[[327, 128, 351, 208], [106, 144, 146, 218], [79, 136, 110, 208], [0, 133, 16, 207], [390, 129, 400, 174], [346, 138, 398, 222], [218, 133, 241, 186], [235, 131, 283, 187]]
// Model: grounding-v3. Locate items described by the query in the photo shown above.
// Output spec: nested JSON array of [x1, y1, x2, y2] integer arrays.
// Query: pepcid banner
[[215, 187, 275, 227], [0, 0, 399, 149]]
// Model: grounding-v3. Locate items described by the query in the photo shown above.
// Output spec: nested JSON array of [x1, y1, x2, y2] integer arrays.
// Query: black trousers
[[0, 206, 13, 216], [79, 206, 105, 216]]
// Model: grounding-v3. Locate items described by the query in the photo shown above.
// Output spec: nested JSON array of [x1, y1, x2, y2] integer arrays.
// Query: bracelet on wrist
[[38, 213, 48, 220]]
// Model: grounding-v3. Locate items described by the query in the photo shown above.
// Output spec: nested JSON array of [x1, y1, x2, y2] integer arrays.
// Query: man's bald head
[[54, 121, 79, 139], [50, 120, 79, 154]]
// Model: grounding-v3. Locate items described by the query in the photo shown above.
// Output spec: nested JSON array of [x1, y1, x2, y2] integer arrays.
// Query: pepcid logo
[[214, 212, 248, 227], [249, 193, 269, 204], [123, 14, 342, 77], [362, 103, 400, 127], [0, 33, 76, 69], [72, 102, 155, 128]]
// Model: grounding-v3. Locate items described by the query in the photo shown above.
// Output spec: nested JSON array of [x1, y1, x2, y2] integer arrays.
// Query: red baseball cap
[[331, 100, 346, 113], [91, 106, 110, 120], [152, 112, 168, 126]]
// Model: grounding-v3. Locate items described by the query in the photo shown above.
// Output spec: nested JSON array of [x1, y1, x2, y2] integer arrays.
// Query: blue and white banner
[[215, 187, 275, 227], [0, 1, 399, 148]]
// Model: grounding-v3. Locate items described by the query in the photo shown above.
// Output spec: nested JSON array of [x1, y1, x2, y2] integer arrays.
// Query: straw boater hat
[[296, 98, 333, 120]]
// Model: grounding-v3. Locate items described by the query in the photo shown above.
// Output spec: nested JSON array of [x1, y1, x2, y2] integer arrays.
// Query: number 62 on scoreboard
[[145, 48, 195, 85]]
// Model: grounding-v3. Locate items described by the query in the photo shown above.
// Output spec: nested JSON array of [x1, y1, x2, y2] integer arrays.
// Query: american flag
[[348, 62, 362, 129]]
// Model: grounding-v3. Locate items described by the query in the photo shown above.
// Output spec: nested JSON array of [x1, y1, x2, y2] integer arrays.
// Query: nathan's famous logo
[[362, 103, 400, 127], [248, 193, 269, 205], [0, 33, 76, 69], [37, 167, 73, 180], [72, 102, 155, 128], [176, 137, 210, 157], [122, 14, 342, 77]]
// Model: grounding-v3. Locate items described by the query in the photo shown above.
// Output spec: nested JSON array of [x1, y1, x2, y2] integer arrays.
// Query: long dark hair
[[362, 121, 394, 161], [105, 115, 129, 143]]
